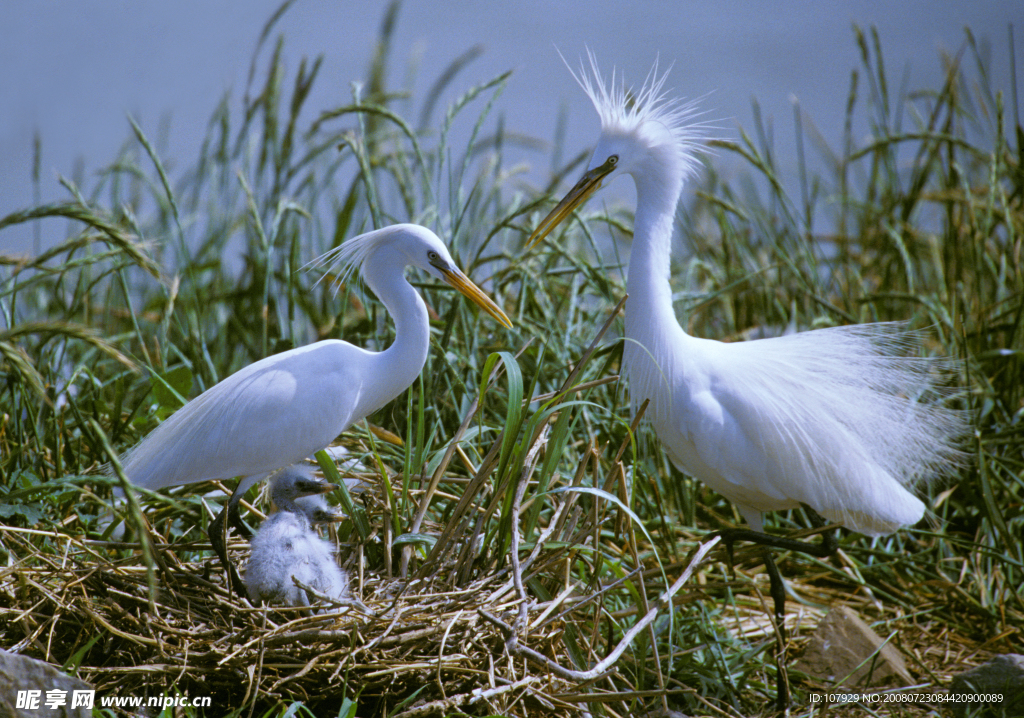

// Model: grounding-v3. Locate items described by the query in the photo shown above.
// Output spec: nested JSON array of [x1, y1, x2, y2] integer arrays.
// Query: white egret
[[528, 55, 968, 707], [121, 224, 512, 595], [244, 466, 349, 608]]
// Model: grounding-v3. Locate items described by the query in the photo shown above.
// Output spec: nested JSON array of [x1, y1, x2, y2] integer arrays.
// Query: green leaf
[[393, 532, 437, 548], [0, 503, 45, 525], [151, 365, 193, 412], [315, 450, 372, 541]]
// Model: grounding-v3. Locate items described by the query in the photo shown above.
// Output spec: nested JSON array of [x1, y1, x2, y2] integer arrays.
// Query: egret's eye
[[427, 250, 440, 262], [607, 155, 618, 167]]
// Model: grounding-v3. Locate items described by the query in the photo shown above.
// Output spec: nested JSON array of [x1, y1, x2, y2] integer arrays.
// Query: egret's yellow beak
[[526, 155, 618, 250], [436, 265, 513, 329]]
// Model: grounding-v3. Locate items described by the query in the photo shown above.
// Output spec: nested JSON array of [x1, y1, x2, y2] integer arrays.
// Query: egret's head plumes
[[528, 52, 709, 248], [572, 51, 706, 180], [311, 224, 440, 290], [312, 224, 512, 329]]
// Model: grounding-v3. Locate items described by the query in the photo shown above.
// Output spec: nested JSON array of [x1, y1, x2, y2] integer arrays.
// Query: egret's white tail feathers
[[731, 323, 967, 533], [118, 382, 272, 490], [119, 341, 364, 491]]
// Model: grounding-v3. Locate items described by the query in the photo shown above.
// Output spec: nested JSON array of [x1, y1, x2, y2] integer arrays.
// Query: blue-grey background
[[1, 1, 1018, 254]]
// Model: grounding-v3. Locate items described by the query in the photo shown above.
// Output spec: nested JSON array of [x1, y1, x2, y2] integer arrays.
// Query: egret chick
[[281, 464, 347, 527], [528, 54, 969, 707], [245, 466, 348, 608], [120, 224, 512, 595], [296, 491, 345, 527]]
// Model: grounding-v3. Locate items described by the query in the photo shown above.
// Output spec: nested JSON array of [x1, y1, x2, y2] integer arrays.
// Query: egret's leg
[[763, 546, 790, 711], [227, 500, 254, 539], [715, 509, 838, 711], [717, 525, 838, 559], [224, 471, 267, 540], [210, 474, 263, 598], [208, 507, 247, 599], [208, 507, 228, 566], [207, 472, 269, 599]]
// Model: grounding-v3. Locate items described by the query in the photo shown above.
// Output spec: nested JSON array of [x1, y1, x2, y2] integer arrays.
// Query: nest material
[[0, 518, 1003, 718], [0, 525, 591, 716], [0, 332, 689, 716]]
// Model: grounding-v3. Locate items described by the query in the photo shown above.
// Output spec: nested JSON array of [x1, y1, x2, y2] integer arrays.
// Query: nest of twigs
[[0, 492, 1002, 718], [0, 510, 716, 718], [0, 530, 542, 715], [3, 313, 727, 716]]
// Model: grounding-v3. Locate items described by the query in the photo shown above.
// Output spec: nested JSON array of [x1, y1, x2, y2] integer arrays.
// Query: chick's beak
[[526, 158, 617, 250], [296, 480, 340, 496], [311, 506, 347, 525], [435, 264, 513, 329]]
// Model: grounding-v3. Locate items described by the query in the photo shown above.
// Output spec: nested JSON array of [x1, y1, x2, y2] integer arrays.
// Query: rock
[[949, 654, 1024, 717], [793, 605, 913, 688], [0, 650, 94, 717]]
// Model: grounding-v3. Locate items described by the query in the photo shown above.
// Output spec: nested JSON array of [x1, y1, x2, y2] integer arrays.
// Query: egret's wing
[[122, 341, 368, 490]]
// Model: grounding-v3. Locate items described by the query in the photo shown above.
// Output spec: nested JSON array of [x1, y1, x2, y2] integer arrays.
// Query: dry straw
[[0, 457, 715, 716]]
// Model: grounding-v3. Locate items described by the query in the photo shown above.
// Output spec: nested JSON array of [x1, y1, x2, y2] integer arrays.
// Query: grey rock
[[949, 654, 1024, 717], [793, 605, 913, 688], [0, 650, 93, 718]]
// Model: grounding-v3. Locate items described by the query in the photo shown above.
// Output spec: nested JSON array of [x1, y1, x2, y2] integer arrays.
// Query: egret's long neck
[[361, 259, 431, 414], [621, 153, 688, 418], [626, 160, 686, 341]]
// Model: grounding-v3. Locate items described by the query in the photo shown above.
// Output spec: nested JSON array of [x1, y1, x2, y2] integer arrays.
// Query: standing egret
[[527, 55, 968, 707], [244, 466, 349, 608], [121, 224, 512, 595]]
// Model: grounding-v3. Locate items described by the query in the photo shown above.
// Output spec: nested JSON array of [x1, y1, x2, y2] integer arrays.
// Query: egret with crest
[[120, 224, 512, 595], [527, 54, 968, 707]]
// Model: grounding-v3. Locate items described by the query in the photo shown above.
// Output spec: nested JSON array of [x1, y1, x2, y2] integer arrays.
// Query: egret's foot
[[713, 524, 838, 561]]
